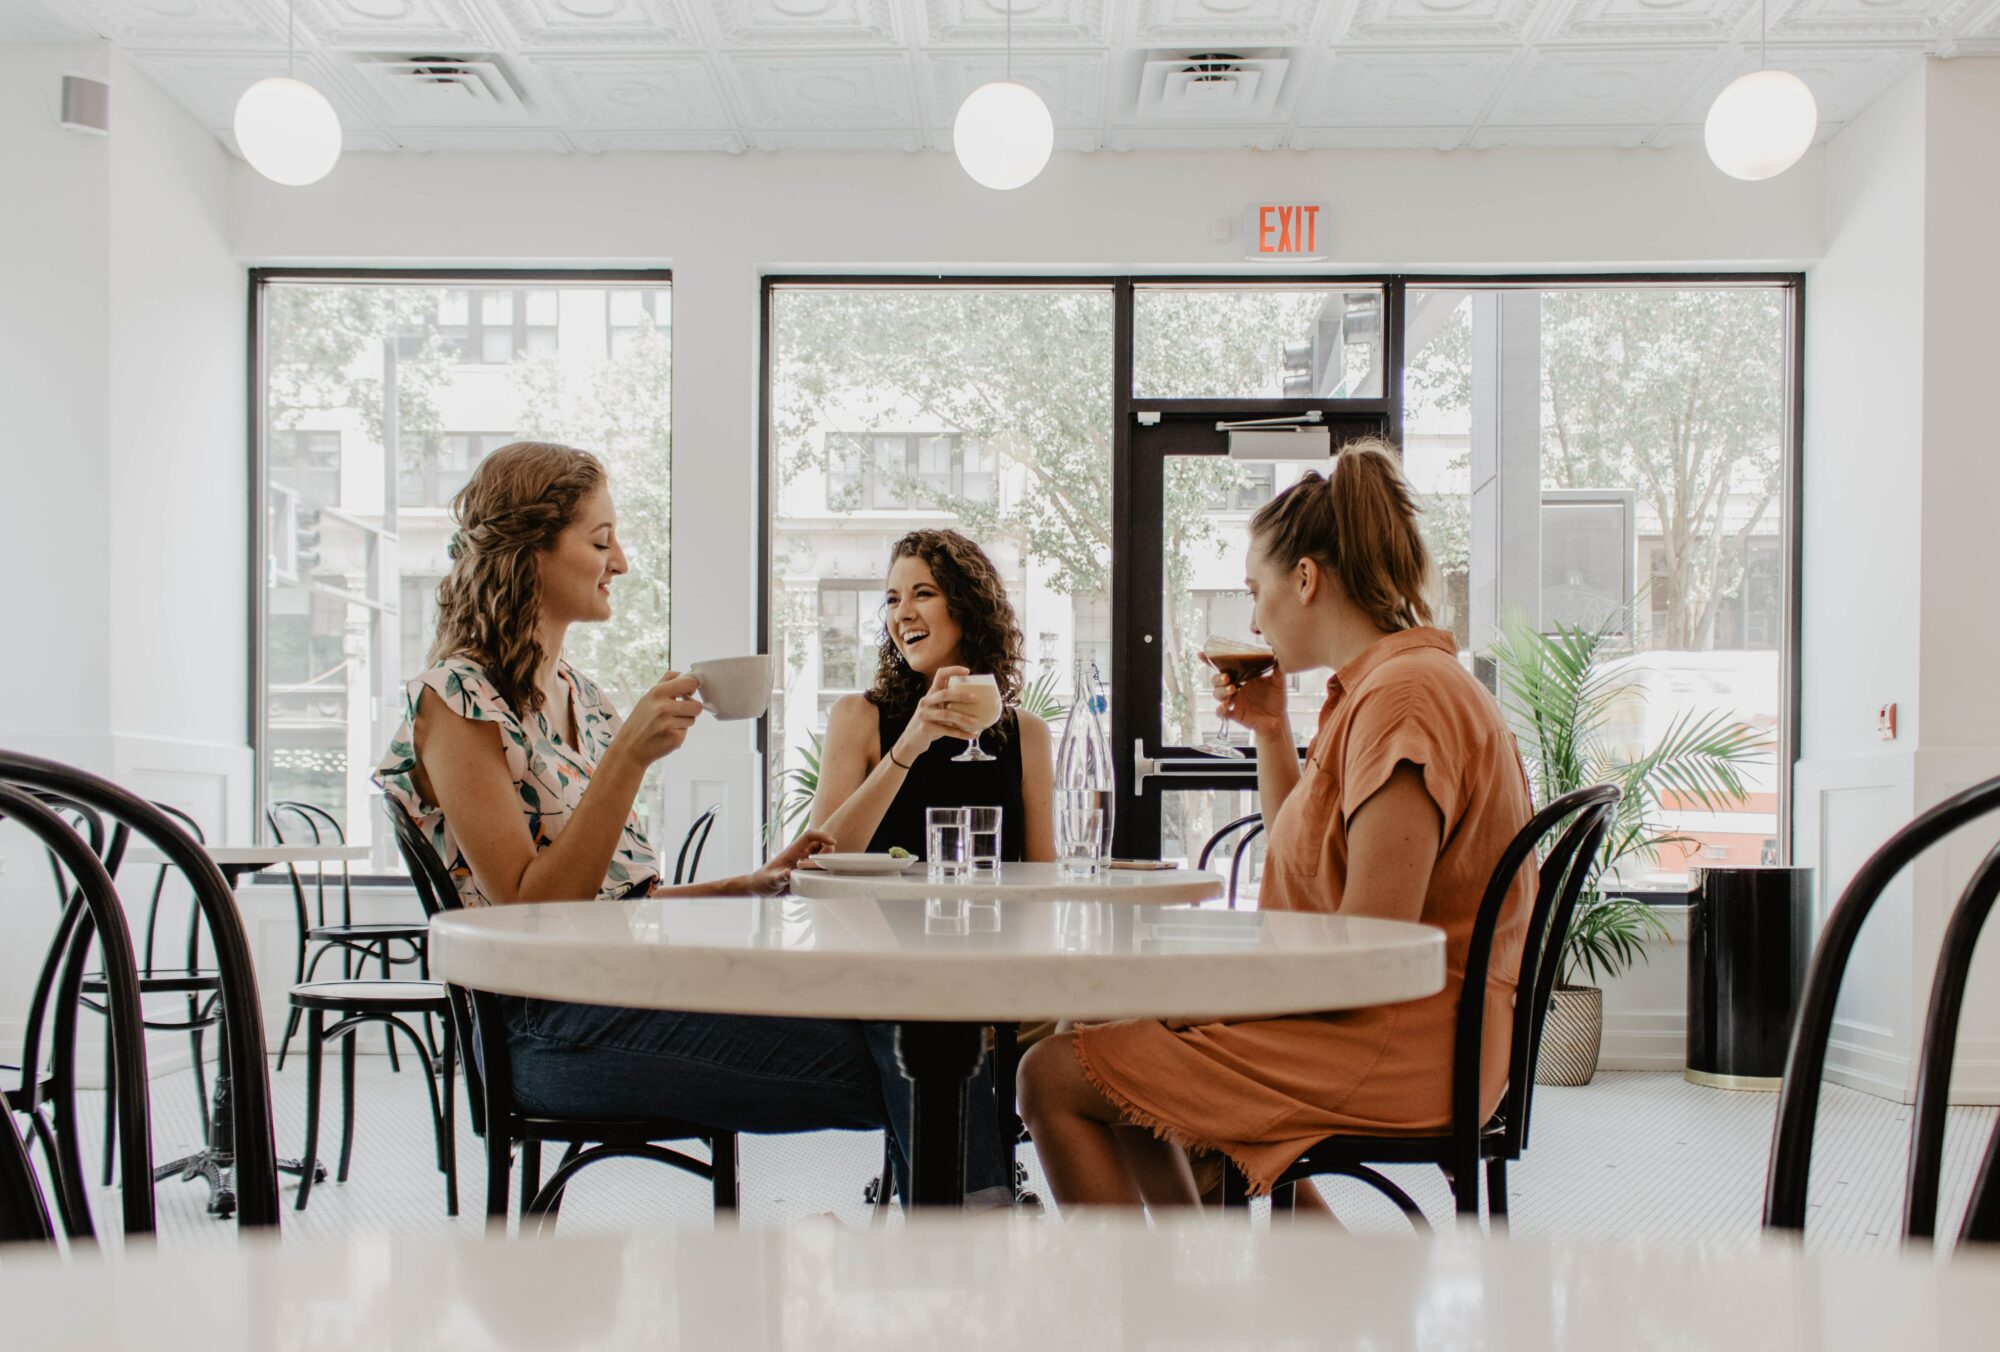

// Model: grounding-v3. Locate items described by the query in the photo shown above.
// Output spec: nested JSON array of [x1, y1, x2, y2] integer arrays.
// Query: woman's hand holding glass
[[888, 665, 985, 767], [1212, 662, 1289, 743]]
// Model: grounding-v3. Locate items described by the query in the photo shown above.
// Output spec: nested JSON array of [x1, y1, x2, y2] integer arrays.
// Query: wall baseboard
[[1599, 1010, 1687, 1072]]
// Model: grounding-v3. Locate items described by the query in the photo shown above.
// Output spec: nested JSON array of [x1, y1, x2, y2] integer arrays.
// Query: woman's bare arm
[[415, 687, 646, 904], [808, 694, 905, 852], [1017, 711, 1057, 862], [1337, 763, 1443, 923]]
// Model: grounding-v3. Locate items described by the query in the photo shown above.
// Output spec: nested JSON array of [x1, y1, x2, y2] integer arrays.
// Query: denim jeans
[[500, 999, 1010, 1204]]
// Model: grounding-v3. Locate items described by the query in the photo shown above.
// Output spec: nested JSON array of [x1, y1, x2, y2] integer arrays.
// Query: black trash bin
[[1685, 865, 1813, 1090]]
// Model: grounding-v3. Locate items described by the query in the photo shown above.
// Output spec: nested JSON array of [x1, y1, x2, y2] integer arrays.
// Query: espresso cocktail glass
[[1197, 639, 1276, 757]]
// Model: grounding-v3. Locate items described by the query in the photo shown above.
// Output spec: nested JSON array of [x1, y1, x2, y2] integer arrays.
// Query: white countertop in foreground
[[6, 1217, 1997, 1351]]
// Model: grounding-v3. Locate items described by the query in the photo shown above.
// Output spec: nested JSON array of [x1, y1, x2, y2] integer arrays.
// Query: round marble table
[[791, 859, 1226, 905], [9, 1218, 1999, 1351], [431, 896, 1443, 1206]]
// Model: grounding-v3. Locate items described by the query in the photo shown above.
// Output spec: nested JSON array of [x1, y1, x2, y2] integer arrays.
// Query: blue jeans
[[499, 999, 1010, 1203]]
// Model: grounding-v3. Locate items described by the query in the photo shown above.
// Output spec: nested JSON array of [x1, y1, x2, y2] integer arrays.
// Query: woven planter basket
[[1535, 986, 1603, 1087]]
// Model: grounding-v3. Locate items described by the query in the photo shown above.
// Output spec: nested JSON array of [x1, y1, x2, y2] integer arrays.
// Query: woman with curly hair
[[375, 443, 1009, 1199], [810, 529, 1055, 863]]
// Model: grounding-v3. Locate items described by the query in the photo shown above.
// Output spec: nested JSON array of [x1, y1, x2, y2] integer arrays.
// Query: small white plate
[[811, 853, 919, 876]]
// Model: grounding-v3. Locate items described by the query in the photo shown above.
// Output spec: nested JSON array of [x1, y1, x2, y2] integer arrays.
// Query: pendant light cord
[[1759, 0, 1766, 71], [287, 0, 296, 80], [1005, 1, 1013, 83]]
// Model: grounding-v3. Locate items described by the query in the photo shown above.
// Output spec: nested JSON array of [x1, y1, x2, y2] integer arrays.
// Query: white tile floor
[[43, 1058, 1998, 1254]]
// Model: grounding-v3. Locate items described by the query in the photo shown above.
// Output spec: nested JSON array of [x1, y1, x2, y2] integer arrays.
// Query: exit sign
[[1243, 202, 1327, 261]]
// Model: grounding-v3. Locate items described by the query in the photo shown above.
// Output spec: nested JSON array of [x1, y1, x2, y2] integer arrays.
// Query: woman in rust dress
[[1018, 439, 1533, 1207]]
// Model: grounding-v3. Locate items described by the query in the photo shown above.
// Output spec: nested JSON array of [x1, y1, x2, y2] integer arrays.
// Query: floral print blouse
[[374, 657, 661, 907]]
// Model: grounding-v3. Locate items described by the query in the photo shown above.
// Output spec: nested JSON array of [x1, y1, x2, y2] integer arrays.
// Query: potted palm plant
[[1492, 613, 1767, 1085]]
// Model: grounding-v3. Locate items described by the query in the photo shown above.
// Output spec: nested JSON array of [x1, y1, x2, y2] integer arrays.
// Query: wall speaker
[[60, 74, 110, 136]]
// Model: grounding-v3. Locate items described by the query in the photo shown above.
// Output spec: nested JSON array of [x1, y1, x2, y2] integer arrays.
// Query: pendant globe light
[[233, 0, 342, 187], [952, 1, 1053, 191], [1704, 0, 1817, 181]]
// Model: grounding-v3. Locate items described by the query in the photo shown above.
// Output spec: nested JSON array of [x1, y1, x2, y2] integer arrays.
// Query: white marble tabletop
[[125, 844, 373, 869], [429, 894, 1442, 1022], [7, 1217, 1998, 1351], [791, 859, 1226, 905]]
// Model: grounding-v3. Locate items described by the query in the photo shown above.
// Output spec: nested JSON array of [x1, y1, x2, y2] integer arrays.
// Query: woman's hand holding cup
[[890, 665, 982, 766], [610, 672, 704, 769]]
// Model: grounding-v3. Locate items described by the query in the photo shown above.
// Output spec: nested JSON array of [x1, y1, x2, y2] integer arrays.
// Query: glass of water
[[965, 806, 1003, 877], [926, 806, 970, 883], [1056, 790, 1105, 879]]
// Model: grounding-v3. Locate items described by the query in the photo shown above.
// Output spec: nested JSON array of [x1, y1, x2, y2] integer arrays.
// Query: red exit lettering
[[1250, 203, 1324, 256]]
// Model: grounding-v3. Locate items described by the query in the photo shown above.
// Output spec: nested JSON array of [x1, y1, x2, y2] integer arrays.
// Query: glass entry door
[[1111, 406, 1390, 872]]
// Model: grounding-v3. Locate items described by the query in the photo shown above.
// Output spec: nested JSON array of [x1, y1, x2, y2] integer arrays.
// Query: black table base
[[893, 1021, 987, 1208]]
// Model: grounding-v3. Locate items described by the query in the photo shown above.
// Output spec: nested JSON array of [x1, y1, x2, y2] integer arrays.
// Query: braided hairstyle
[[429, 441, 606, 717]]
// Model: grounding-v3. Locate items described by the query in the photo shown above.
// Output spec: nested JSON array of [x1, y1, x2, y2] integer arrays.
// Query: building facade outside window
[[257, 276, 671, 865]]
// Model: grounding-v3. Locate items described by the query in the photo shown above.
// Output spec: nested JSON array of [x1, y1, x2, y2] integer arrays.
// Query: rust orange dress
[[1073, 627, 1534, 1194]]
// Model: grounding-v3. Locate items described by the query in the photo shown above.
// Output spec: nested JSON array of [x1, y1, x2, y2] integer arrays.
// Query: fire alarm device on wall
[[1877, 703, 1898, 741]]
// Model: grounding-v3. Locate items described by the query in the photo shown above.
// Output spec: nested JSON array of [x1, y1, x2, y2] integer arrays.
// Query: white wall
[[229, 142, 1826, 880], [0, 47, 246, 1079], [1795, 57, 2000, 1104]]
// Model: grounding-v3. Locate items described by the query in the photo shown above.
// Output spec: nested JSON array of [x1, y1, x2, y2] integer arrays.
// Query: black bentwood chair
[[0, 751, 283, 1230], [1197, 813, 1267, 909], [1223, 784, 1620, 1228], [384, 798, 737, 1235], [671, 806, 719, 887], [0, 785, 156, 1244], [268, 801, 429, 1072], [1766, 776, 2000, 1247]]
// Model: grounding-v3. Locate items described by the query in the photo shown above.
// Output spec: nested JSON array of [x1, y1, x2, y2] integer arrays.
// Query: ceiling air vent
[[1134, 50, 1291, 121], [350, 54, 532, 124]]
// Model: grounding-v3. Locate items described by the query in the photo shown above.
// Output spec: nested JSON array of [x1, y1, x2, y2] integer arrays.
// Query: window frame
[[248, 267, 673, 862], [758, 272, 1804, 895]]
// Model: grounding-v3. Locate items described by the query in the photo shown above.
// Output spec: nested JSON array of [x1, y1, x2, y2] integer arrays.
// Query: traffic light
[[294, 504, 322, 575]]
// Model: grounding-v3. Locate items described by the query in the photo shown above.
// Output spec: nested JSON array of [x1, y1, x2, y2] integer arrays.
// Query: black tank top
[[868, 702, 1028, 862]]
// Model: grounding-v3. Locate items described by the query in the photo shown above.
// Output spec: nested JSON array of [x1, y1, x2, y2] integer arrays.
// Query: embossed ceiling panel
[[1485, 44, 1717, 125], [1549, 0, 1758, 42], [485, 0, 701, 50], [4, 0, 1990, 157], [1339, 0, 1546, 46], [292, 0, 500, 50], [1298, 47, 1514, 126], [922, 0, 1111, 45], [708, 0, 903, 46], [927, 50, 1108, 125], [724, 50, 919, 125]]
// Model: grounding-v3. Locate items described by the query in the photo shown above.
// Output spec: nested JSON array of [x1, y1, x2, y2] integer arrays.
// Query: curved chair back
[[0, 750, 281, 1230], [267, 801, 353, 932], [383, 798, 490, 1141], [1766, 774, 2000, 1243], [136, 801, 207, 981], [1195, 813, 1265, 909], [0, 784, 156, 1241], [673, 807, 719, 887], [1453, 784, 1620, 1172]]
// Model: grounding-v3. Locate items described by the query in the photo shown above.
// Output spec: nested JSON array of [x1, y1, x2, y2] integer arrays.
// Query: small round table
[[431, 895, 1444, 1207], [791, 860, 1226, 905]]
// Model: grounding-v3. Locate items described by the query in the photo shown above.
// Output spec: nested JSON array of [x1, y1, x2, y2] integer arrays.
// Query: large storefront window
[[256, 274, 671, 863]]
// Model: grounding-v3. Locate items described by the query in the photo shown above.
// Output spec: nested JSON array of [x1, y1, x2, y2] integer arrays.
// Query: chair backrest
[[383, 796, 494, 1139], [0, 750, 282, 1230], [1766, 774, 2000, 1244], [1452, 784, 1620, 1166], [137, 800, 207, 978], [674, 807, 719, 887], [267, 800, 352, 931], [0, 783, 157, 1242], [1196, 813, 1265, 909]]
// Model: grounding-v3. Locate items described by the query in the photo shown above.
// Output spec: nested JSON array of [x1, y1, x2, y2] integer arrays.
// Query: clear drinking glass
[[1057, 790, 1105, 879], [1198, 637, 1277, 758], [966, 806, 1003, 877], [926, 806, 970, 882], [948, 672, 1003, 763]]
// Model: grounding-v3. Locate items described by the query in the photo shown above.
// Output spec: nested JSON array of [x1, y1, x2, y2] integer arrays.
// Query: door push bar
[[1131, 740, 1256, 796]]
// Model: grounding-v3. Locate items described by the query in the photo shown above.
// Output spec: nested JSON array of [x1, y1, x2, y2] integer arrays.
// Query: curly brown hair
[[429, 441, 605, 718], [866, 529, 1026, 718]]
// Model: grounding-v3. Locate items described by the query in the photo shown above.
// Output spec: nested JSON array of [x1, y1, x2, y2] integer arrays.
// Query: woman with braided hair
[[375, 442, 1010, 1202]]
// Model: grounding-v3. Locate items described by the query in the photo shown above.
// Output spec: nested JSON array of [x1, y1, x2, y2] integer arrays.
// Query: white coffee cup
[[687, 655, 772, 721]]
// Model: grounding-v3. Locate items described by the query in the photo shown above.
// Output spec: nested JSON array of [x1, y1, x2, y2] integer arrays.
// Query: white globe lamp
[[953, 80, 1054, 191], [234, 76, 342, 187], [1704, 68, 1817, 182]]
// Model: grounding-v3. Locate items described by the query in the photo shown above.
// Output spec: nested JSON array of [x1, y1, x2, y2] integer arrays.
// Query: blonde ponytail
[[1249, 438, 1435, 631]]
